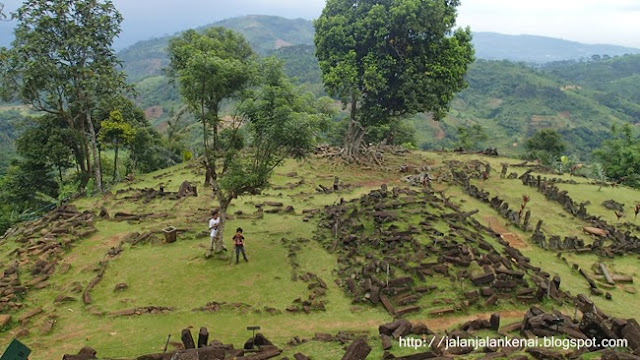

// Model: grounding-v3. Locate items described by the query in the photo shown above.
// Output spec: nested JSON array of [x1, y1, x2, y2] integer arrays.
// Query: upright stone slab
[[198, 327, 209, 348], [181, 328, 196, 349], [490, 313, 501, 331]]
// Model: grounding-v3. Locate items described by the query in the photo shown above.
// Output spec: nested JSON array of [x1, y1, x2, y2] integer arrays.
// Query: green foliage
[[0, 159, 58, 219], [271, 45, 323, 86], [0, 109, 24, 175], [182, 150, 193, 162], [96, 96, 181, 175], [550, 154, 579, 175], [591, 163, 607, 191], [363, 120, 417, 147], [57, 180, 81, 203], [167, 27, 256, 149], [456, 124, 488, 150], [98, 109, 137, 180], [167, 27, 331, 251], [85, 178, 97, 197], [99, 110, 137, 147], [525, 129, 566, 165], [15, 115, 77, 182], [314, 0, 474, 131], [118, 16, 315, 82], [593, 124, 640, 188], [223, 58, 332, 196], [214, 16, 314, 55], [1, 0, 130, 192]]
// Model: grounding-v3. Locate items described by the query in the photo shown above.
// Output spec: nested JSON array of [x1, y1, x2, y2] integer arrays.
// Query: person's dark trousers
[[236, 245, 248, 263]]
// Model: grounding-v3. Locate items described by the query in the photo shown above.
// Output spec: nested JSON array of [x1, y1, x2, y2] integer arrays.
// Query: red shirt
[[233, 234, 245, 246]]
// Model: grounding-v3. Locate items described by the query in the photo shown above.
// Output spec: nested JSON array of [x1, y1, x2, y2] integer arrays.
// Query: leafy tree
[[593, 124, 640, 188], [0, 110, 23, 175], [98, 110, 136, 180], [167, 27, 256, 185], [0, 0, 129, 192], [456, 124, 488, 151], [314, 0, 474, 160], [0, 158, 58, 232], [525, 129, 566, 165], [215, 58, 330, 246], [94, 96, 178, 174], [170, 32, 330, 254], [15, 115, 76, 183]]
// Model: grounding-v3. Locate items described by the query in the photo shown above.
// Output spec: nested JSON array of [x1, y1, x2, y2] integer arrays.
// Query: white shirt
[[209, 217, 220, 237]]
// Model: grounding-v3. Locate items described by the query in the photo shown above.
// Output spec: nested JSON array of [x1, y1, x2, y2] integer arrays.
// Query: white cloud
[[457, 0, 640, 47], [2, 0, 639, 49]]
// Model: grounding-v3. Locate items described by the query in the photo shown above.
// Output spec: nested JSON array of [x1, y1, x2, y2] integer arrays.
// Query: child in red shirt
[[233, 227, 248, 264]]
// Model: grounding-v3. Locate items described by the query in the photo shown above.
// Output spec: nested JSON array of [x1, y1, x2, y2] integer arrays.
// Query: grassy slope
[[0, 151, 639, 359]]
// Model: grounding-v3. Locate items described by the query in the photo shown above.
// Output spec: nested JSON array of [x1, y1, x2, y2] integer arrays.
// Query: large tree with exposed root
[[314, 0, 474, 162]]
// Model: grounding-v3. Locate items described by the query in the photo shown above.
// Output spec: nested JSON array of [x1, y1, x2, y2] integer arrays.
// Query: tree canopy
[[168, 28, 331, 256], [167, 27, 256, 183], [314, 0, 474, 159], [525, 129, 566, 164], [0, 0, 129, 192], [593, 124, 640, 188]]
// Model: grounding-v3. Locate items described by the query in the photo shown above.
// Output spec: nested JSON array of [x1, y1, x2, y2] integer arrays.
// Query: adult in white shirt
[[209, 210, 220, 251]]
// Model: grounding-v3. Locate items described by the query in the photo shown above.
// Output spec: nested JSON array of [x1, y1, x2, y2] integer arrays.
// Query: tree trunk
[[342, 94, 365, 162], [84, 138, 91, 178], [86, 110, 103, 192], [215, 195, 232, 253], [99, 145, 103, 186], [72, 143, 86, 175], [342, 102, 364, 162], [113, 140, 119, 180]]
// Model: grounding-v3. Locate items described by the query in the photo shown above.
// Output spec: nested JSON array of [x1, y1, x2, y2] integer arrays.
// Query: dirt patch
[[487, 98, 504, 109], [156, 121, 169, 132], [144, 106, 164, 120], [105, 234, 125, 248], [414, 310, 527, 331], [274, 38, 293, 49], [484, 216, 528, 248]]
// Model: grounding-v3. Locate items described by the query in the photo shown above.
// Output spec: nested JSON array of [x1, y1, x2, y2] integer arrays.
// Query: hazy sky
[[1, 0, 639, 49]]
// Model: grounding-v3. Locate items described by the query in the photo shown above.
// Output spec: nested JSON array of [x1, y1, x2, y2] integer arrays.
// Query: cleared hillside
[[1, 151, 639, 359]]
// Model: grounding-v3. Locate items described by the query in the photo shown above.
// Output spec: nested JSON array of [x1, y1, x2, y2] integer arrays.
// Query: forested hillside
[[118, 15, 315, 83], [3, 15, 640, 174], [473, 32, 640, 63], [125, 35, 640, 160], [3, 3, 640, 360], [419, 56, 640, 156]]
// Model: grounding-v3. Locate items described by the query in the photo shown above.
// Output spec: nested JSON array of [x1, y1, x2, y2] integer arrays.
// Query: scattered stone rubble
[[0, 204, 96, 330], [520, 173, 640, 255], [114, 181, 198, 204], [315, 183, 577, 318]]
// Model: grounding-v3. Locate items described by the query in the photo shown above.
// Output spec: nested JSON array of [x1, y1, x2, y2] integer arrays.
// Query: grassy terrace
[[0, 151, 638, 359]]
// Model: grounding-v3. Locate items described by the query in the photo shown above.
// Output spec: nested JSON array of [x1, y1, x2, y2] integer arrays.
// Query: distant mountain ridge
[[473, 32, 640, 64], [4, 15, 640, 165], [116, 15, 640, 82], [118, 15, 315, 82]]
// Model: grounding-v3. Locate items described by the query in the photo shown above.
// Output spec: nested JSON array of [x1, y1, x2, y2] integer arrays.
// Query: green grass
[[2, 151, 640, 359]]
